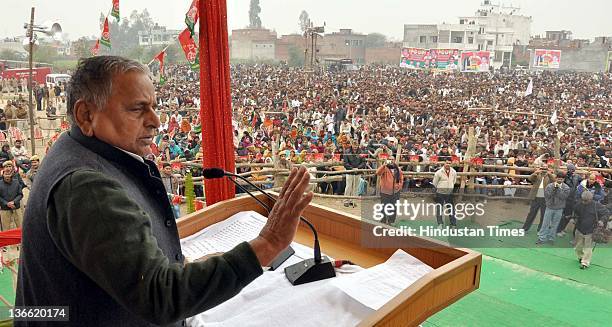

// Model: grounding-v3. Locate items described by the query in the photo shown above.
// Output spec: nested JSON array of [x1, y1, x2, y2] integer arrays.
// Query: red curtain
[[199, 0, 235, 205]]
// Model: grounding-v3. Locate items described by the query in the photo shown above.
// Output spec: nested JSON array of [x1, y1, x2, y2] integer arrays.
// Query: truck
[[0, 60, 53, 86]]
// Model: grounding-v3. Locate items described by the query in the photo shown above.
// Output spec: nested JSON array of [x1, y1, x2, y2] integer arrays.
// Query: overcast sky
[[2, 0, 611, 41]]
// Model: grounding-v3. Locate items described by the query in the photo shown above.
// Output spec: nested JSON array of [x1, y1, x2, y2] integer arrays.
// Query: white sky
[[2, 0, 610, 41]]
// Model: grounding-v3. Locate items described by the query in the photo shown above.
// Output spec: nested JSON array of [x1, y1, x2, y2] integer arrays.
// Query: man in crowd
[[522, 164, 555, 233], [26, 155, 40, 185], [537, 172, 570, 244], [0, 164, 24, 231], [433, 162, 457, 228], [16, 56, 314, 326], [573, 191, 609, 269], [556, 163, 582, 236], [11, 139, 30, 172]]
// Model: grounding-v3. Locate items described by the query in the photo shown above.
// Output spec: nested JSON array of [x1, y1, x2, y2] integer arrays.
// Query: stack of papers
[[181, 211, 434, 326], [180, 211, 266, 262]]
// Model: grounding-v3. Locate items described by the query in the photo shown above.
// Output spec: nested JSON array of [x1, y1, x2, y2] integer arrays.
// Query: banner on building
[[460, 51, 491, 72], [533, 49, 561, 69], [430, 49, 460, 70], [606, 51, 612, 73], [400, 48, 460, 70]]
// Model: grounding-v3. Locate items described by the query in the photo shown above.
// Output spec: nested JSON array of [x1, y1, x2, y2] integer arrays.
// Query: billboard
[[461, 51, 491, 72], [400, 48, 460, 70], [533, 49, 562, 69], [400, 48, 429, 69], [430, 49, 461, 70]]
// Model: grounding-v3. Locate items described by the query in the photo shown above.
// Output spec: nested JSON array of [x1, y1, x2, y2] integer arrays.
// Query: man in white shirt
[[11, 140, 30, 171], [432, 163, 458, 228]]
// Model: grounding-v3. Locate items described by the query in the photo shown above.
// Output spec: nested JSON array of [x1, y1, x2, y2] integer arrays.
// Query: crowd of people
[[147, 64, 611, 257]]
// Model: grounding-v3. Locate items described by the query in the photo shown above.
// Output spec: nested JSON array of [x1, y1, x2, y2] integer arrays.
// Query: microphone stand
[[224, 171, 335, 285], [223, 177, 294, 271]]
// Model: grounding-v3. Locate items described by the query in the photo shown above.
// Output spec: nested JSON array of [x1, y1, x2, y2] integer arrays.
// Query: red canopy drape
[[0, 228, 21, 247], [199, 0, 235, 205]]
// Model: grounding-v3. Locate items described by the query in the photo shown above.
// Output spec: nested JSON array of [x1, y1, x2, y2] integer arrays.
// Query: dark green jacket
[[16, 127, 263, 326]]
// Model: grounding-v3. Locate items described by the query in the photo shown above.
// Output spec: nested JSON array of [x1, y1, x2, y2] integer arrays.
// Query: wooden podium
[[177, 195, 482, 327]]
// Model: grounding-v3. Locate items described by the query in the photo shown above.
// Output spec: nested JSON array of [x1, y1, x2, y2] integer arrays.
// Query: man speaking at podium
[[16, 56, 314, 326]]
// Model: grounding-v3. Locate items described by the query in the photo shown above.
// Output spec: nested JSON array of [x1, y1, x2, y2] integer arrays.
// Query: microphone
[[202, 167, 336, 285]]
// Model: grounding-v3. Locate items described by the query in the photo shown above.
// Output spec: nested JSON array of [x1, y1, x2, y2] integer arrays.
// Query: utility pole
[[27, 7, 36, 155], [303, 23, 324, 72]]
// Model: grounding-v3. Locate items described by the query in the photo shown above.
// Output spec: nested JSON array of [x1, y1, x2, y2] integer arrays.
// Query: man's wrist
[[249, 236, 282, 267]]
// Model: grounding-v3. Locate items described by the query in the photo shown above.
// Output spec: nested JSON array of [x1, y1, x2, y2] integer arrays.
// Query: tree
[[288, 45, 304, 67], [299, 10, 310, 32], [72, 37, 92, 59], [365, 33, 387, 48], [249, 0, 262, 28], [185, 172, 195, 214], [33, 45, 59, 63], [0, 49, 24, 61]]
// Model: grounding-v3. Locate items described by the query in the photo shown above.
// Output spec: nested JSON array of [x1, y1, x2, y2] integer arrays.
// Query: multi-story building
[[138, 26, 181, 47], [318, 29, 366, 64], [230, 28, 277, 61], [403, 0, 532, 68]]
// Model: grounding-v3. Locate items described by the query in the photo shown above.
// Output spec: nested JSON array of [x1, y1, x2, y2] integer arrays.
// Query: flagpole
[[147, 42, 173, 65]]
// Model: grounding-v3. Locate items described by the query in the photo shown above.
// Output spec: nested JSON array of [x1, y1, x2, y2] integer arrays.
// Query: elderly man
[[573, 191, 609, 269], [16, 56, 314, 326]]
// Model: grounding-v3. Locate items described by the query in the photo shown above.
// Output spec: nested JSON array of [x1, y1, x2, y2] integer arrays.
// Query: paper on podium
[[180, 211, 266, 262], [331, 249, 434, 310]]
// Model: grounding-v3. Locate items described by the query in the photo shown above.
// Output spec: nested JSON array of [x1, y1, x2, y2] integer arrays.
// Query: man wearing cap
[[0, 166, 24, 231], [537, 172, 570, 244], [26, 155, 40, 185]]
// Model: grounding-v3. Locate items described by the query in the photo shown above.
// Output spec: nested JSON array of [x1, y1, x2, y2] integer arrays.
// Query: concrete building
[[230, 28, 277, 61], [275, 34, 307, 63], [526, 32, 612, 72], [318, 29, 367, 64], [138, 26, 181, 47], [403, 0, 532, 68], [0, 37, 28, 59], [365, 42, 403, 65]]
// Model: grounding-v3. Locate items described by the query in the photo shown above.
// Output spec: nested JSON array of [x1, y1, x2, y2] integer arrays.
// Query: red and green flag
[[111, 0, 120, 21], [185, 0, 199, 37], [178, 28, 199, 71], [100, 17, 111, 48], [91, 39, 100, 56], [155, 50, 167, 84]]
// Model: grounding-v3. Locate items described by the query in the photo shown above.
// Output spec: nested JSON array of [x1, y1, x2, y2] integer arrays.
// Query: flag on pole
[[155, 50, 167, 84], [91, 39, 100, 56], [185, 0, 199, 37], [111, 0, 120, 21], [178, 28, 200, 71], [550, 110, 558, 124], [525, 79, 533, 96], [100, 17, 111, 48]]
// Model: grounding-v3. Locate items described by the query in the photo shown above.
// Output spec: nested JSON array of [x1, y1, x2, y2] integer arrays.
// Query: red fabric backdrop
[[199, 0, 236, 205]]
